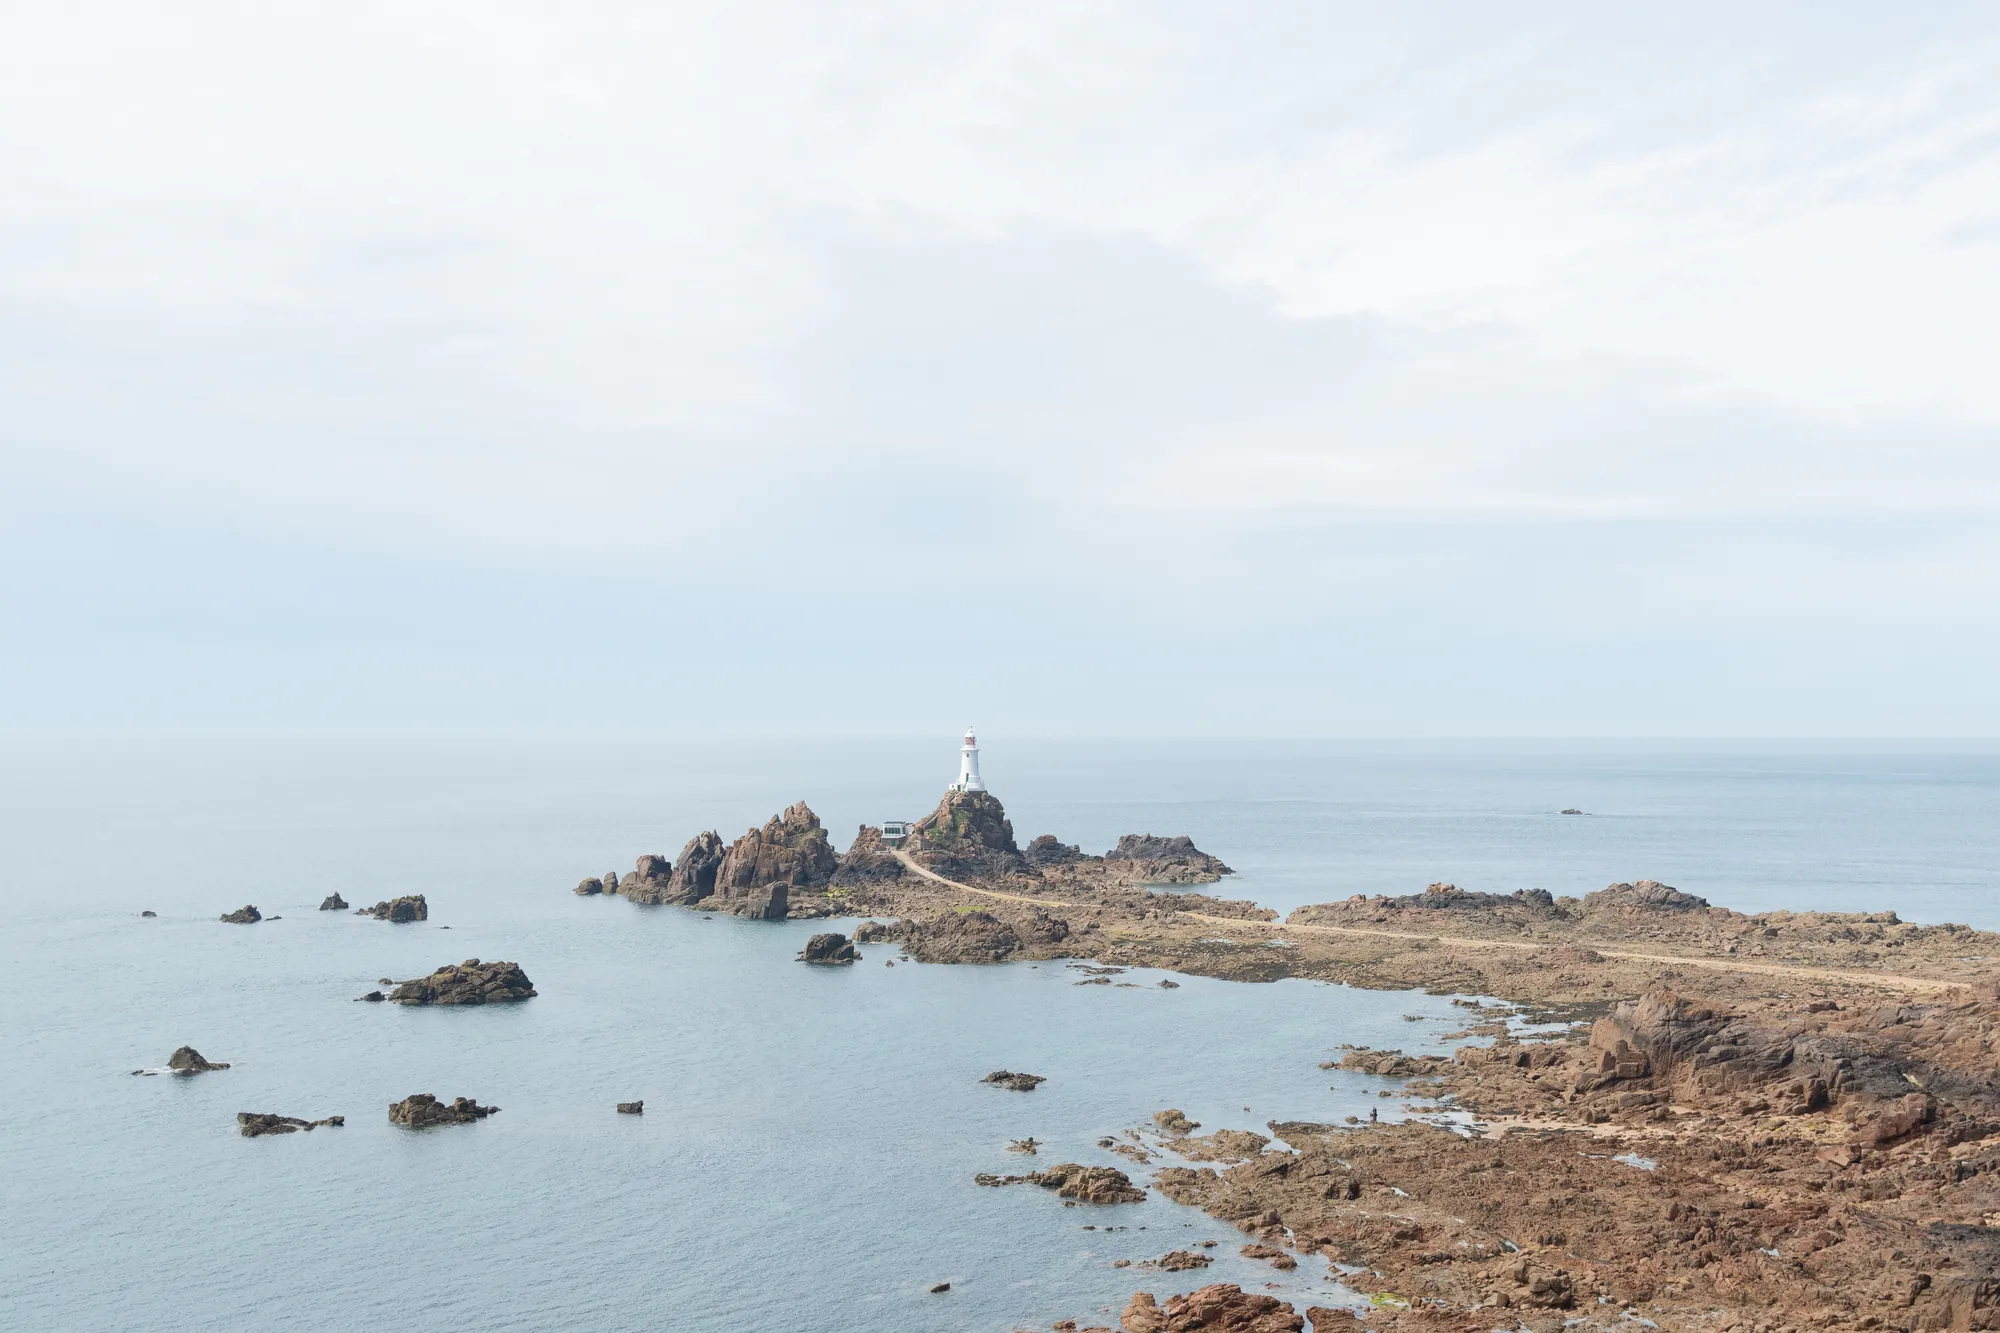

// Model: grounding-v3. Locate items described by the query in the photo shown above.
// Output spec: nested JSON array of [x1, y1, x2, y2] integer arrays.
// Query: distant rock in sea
[[220, 905, 261, 924], [319, 893, 348, 910], [358, 894, 427, 923], [798, 932, 858, 964], [388, 1094, 498, 1127], [574, 876, 605, 896], [388, 959, 535, 1006], [617, 1101, 643, 1115], [132, 1045, 231, 1076], [140, 910, 156, 917], [239, 1112, 343, 1137], [982, 1069, 1046, 1091]]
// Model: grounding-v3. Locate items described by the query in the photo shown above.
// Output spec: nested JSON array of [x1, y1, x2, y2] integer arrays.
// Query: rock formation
[[617, 1101, 643, 1114], [702, 802, 835, 919], [169, 1045, 228, 1075], [360, 894, 427, 923], [1023, 833, 1092, 869], [238, 1112, 343, 1137], [1120, 1285, 1303, 1333], [1584, 879, 1710, 912], [574, 877, 606, 895], [981, 1069, 1045, 1091], [1149, 1250, 1214, 1271], [656, 834, 726, 906], [1028, 1162, 1145, 1204], [220, 905, 261, 924], [388, 959, 536, 1005], [901, 909, 1023, 963], [141, 910, 156, 917], [831, 825, 905, 886], [388, 1093, 499, 1127], [799, 933, 858, 964], [1102, 834, 1233, 884], [905, 789, 1030, 881], [319, 893, 347, 911]]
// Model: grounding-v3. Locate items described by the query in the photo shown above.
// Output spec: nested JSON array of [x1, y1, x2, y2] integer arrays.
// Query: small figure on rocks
[[319, 893, 348, 911], [982, 1070, 1046, 1091], [220, 905, 261, 924], [388, 1093, 499, 1127], [617, 1101, 643, 1114]]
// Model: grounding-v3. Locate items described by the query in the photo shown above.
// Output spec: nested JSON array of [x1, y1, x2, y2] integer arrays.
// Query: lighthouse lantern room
[[950, 728, 986, 793]]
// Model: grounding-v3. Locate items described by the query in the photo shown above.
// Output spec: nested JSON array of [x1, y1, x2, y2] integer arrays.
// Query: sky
[[4, 2, 1999, 737]]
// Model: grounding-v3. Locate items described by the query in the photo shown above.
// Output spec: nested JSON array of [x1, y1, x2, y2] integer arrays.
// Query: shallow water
[[2, 736, 1995, 1330]]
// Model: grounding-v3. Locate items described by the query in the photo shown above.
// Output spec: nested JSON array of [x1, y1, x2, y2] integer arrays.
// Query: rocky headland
[[387, 959, 535, 1006]]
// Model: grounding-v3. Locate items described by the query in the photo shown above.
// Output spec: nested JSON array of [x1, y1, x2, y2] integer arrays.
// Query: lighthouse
[[950, 727, 987, 793]]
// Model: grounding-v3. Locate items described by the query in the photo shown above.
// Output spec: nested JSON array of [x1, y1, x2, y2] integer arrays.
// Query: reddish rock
[[1120, 1284, 1303, 1332]]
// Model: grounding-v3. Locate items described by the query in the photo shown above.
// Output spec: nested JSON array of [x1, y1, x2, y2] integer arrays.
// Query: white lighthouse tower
[[950, 727, 987, 793]]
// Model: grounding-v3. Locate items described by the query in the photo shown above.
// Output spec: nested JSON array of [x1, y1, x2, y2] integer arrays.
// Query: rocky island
[[387, 959, 535, 1005]]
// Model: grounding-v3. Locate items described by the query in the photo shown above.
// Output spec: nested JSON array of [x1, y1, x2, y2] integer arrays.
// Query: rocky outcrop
[[1120, 1286, 1303, 1333], [706, 803, 835, 920], [799, 933, 859, 964], [220, 905, 261, 924], [1102, 834, 1233, 885], [617, 1101, 643, 1114], [388, 1093, 499, 1127], [645, 834, 724, 906], [1024, 834, 1094, 869], [1583, 880, 1710, 912], [982, 1069, 1045, 1091], [1149, 1250, 1214, 1271], [832, 825, 905, 886], [360, 895, 427, 923], [238, 1112, 343, 1136], [169, 1045, 228, 1075], [141, 910, 156, 917], [319, 893, 348, 911], [901, 909, 1023, 963], [905, 790, 1030, 881], [388, 959, 536, 1005], [1030, 1162, 1145, 1203], [574, 877, 606, 896]]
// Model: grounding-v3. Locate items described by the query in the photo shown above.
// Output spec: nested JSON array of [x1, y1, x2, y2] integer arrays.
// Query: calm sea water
[[2, 736, 1996, 1331]]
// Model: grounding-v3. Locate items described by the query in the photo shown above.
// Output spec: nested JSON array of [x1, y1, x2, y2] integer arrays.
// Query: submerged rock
[[388, 1093, 499, 1127], [319, 893, 348, 911], [219, 905, 261, 924], [388, 959, 536, 1006], [799, 932, 859, 964], [239, 1112, 344, 1137], [982, 1069, 1046, 1091], [360, 894, 427, 923]]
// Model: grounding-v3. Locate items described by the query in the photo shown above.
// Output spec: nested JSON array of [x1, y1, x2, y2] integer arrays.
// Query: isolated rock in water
[[799, 932, 859, 964], [602, 870, 620, 897], [1028, 1162, 1146, 1204], [1239, 1243, 1296, 1270], [905, 789, 1030, 881], [1583, 880, 1710, 912], [1121, 1284, 1303, 1333], [388, 1093, 499, 1127], [617, 1101, 643, 1115], [388, 959, 536, 1006], [362, 894, 428, 923], [574, 877, 604, 896], [902, 909, 1023, 963], [982, 1069, 1046, 1091], [319, 893, 348, 911], [220, 905, 261, 924], [1103, 834, 1233, 884], [1153, 1108, 1199, 1135], [141, 910, 157, 917], [1560, 808, 1584, 815], [1158, 979, 1180, 989], [169, 1045, 229, 1075], [928, 1282, 951, 1294], [238, 1112, 344, 1137], [1150, 1250, 1214, 1271], [1009, 1137, 1040, 1154], [356, 990, 385, 1002], [831, 824, 905, 886]]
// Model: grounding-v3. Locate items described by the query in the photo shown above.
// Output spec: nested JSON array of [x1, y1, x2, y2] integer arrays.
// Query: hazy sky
[[5, 3, 1999, 736]]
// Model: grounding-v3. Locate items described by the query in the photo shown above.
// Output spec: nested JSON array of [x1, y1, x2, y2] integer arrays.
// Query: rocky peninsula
[[573, 787, 2000, 1332]]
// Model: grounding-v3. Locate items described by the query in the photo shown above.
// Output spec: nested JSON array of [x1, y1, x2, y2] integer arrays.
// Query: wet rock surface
[[1120, 1284, 1303, 1332], [219, 905, 261, 924], [238, 1112, 343, 1137], [388, 1093, 499, 1127], [359, 894, 427, 923], [798, 932, 858, 964], [388, 959, 536, 1006], [981, 1069, 1046, 1091]]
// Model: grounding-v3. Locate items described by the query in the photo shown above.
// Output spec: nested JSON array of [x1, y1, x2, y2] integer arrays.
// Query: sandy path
[[888, 849, 1074, 907]]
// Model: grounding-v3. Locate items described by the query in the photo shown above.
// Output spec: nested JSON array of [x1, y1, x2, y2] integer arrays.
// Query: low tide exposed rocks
[[1146, 1249, 1213, 1272], [617, 1101, 643, 1114], [799, 933, 858, 964], [1103, 834, 1234, 885], [1029, 1162, 1146, 1204], [356, 990, 385, 1002], [388, 959, 536, 1006], [220, 905, 261, 924], [389, 1093, 498, 1127], [239, 1112, 343, 1137], [1120, 1285, 1303, 1333], [133, 1045, 231, 1076], [319, 893, 348, 911], [982, 1069, 1046, 1091], [359, 894, 427, 923], [902, 909, 1026, 963]]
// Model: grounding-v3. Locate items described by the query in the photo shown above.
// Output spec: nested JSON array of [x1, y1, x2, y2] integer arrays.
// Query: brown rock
[[832, 825, 906, 886], [1028, 1162, 1146, 1204], [220, 905, 261, 924], [238, 1112, 343, 1136], [388, 1093, 498, 1127], [617, 1101, 643, 1114], [799, 933, 859, 964], [168, 1045, 228, 1075], [1120, 1284, 1303, 1332], [981, 1069, 1046, 1091], [1151, 1249, 1213, 1271], [905, 789, 1030, 881], [709, 802, 837, 919], [574, 877, 605, 896], [1102, 834, 1234, 885], [388, 959, 536, 1006], [902, 909, 1023, 963], [360, 894, 427, 923]]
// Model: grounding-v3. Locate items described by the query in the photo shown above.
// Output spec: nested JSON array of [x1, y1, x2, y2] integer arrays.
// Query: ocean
[[3, 736, 1995, 1331]]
